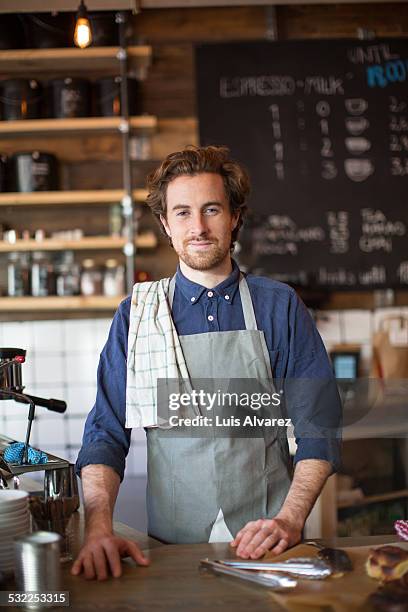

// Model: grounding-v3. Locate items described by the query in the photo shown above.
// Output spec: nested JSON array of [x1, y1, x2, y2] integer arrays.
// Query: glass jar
[[103, 258, 125, 297], [109, 204, 123, 237], [80, 258, 103, 296], [55, 251, 80, 296], [31, 251, 55, 296], [7, 252, 30, 296]]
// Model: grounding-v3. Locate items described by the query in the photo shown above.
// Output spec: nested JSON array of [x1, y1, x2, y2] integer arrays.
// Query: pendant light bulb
[[74, 0, 92, 49]]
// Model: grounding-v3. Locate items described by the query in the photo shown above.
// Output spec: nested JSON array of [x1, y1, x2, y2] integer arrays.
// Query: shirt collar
[[175, 259, 241, 306]]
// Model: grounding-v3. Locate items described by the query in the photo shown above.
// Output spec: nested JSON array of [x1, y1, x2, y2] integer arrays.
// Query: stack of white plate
[[0, 490, 30, 575]]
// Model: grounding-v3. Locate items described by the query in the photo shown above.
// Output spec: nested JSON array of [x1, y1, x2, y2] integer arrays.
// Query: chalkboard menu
[[196, 39, 408, 289]]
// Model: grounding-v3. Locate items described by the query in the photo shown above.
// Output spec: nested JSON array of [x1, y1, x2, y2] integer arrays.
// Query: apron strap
[[238, 273, 258, 331], [167, 271, 258, 331], [168, 275, 176, 309]]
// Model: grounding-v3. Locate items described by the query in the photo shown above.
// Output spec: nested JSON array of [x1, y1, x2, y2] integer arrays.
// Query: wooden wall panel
[[131, 7, 268, 43], [134, 6, 269, 117], [0, 136, 123, 163], [278, 3, 408, 38], [152, 118, 198, 156]]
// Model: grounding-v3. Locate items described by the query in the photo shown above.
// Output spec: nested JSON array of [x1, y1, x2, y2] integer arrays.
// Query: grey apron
[[146, 274, 292, 544]]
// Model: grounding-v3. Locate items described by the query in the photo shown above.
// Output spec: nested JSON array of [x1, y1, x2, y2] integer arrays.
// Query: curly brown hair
[[145, 145, 250, 250]]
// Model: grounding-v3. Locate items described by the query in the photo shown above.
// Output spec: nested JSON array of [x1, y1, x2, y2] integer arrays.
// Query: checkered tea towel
[[125, 278, 192, 428], [395, 520, 408, 541]]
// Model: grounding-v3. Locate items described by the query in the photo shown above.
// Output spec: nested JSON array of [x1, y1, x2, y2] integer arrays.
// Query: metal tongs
[[213, 557, 333, 580], [200, 559, 297, 590]]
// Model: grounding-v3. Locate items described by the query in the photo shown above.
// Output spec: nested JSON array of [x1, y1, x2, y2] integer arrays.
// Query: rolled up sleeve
[[286, 292, 342, 474], [75, 297, 132, 482]]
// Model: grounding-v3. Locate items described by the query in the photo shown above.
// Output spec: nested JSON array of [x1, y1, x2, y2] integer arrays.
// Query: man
[[73, 145, 341, 581]]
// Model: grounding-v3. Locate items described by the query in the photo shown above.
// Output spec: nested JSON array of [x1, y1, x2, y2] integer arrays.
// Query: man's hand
[[230, 516, 301, 559], [230, 459, 333, 560], [71, 533, 150, 581], [72, 465, 150, 580]]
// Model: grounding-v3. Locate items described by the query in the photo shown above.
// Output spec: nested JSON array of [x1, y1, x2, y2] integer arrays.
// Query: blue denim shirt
[[76, 260, 342, 481]]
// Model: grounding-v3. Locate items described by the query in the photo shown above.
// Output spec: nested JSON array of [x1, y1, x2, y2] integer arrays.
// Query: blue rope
[[3, 443, 48, 465]]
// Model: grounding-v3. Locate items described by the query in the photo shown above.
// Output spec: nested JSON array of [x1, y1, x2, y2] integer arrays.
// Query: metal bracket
[[121, 195, 133, 216], [123, 242, 135, 257], [119, 120, 130, 134], [116, 48, 127, 61]]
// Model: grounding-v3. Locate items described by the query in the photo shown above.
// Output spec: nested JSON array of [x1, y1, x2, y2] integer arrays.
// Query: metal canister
[[47, 78, 91, 118], [14, 531, 61, 608], [0, 79, 43, 121], [94, 76, 142, 117], [8, 151, 59, 192]]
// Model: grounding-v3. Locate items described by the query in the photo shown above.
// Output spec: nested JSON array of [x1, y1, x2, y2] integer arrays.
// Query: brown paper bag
[[371, 316, 408, 380]]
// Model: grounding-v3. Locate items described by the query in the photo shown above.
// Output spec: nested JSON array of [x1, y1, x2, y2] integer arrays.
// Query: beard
[[176, 238, 230, 271]]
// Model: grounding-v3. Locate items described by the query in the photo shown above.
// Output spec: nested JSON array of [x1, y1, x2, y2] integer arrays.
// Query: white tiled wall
[[1, 306, 406, 480], [315, 309, 373, 374], [315, 306, 408, 375], [0, 318, 146, 476]]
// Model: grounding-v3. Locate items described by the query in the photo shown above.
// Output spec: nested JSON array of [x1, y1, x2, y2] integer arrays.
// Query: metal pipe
[[116, 10, 136, 294]]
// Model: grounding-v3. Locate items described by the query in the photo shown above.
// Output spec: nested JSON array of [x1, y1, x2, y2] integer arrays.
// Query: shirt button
[[208, 315, 214, 322], [225, 295, 230, 300], [207, 291, 214, 297], [190, 297, 196, 302]]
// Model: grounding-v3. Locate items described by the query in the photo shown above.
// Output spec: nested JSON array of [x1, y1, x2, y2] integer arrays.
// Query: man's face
[[160, 173, 239, 271]]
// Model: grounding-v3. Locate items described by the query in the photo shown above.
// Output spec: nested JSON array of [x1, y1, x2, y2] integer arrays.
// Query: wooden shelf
[[0, 46, 152, 76], [0, 295, 125, 312], [0, 232, 157, 253], [0, 189, 148, 207], [0, 116, 157, 137], [337, 488, 408, 509]]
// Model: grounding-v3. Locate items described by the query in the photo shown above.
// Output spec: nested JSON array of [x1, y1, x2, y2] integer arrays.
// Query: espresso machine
[[0, 347, 78, 505]]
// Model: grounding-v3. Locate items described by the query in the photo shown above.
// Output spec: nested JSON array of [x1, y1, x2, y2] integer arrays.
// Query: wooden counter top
[[4, 478, 406, 610], [4, 519, 404, 611], [3, 479, 405, 611], [59, 535, 404, 612], [63, 539, 288, 612]]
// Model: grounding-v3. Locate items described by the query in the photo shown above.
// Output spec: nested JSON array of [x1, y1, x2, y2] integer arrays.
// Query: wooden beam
[[0, 46, 151, 75], [0, 189, 148, 206], [0, 296, 125, 311], [0, 232, 157, 252], [0, 116, 157, 137]]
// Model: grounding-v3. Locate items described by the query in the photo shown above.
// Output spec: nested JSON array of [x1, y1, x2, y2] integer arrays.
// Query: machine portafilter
[[0, 347, 67, 465]]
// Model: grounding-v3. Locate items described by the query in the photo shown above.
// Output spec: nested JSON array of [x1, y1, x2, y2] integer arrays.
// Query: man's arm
[[230, 458, 332, 559], [71, 465, 149, 580], [75, 298, 133, 483], [73, 299, 149, 580]]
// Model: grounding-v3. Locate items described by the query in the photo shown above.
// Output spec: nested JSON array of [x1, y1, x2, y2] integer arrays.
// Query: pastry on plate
[[366, 546, 408, 583]]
